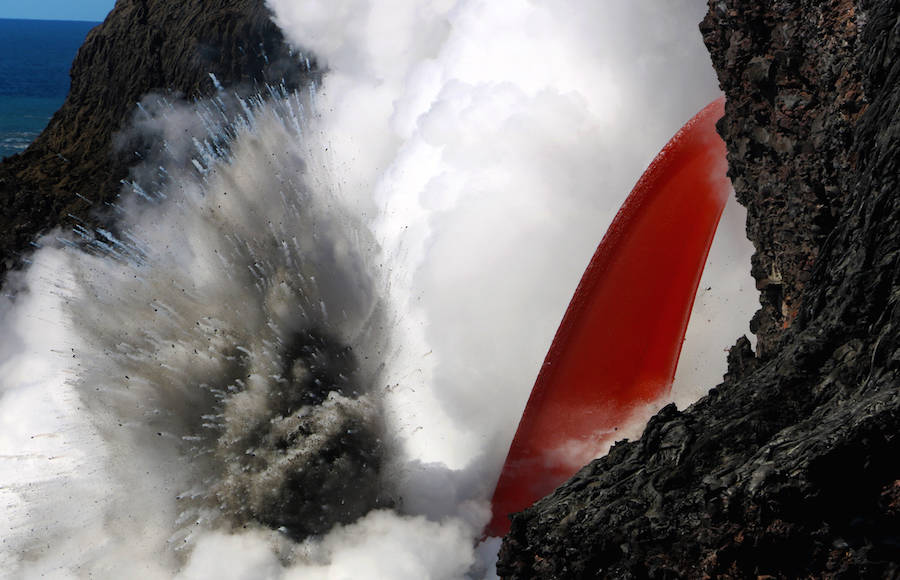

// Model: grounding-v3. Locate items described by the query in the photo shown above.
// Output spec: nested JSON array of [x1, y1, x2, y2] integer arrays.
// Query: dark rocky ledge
[[497, 0, 899, 577], [0, 0, 312, 278]]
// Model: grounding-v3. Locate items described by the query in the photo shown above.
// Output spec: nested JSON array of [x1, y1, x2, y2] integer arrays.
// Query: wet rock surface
[[498, 0, 899, 578], [0, 0, 313, 278]]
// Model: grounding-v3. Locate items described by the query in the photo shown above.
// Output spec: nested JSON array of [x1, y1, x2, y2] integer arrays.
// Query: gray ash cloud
[[62, 86, 394, 546]]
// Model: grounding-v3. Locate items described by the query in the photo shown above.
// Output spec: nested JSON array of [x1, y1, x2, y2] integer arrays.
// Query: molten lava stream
[[487, 98, 729, 536]]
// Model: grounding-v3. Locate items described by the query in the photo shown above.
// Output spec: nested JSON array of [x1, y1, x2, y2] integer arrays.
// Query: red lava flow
[[487, 98, 729, 537]]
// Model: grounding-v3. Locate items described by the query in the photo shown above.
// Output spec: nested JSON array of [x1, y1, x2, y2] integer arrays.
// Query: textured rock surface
[[0, 0, 312, 278], [498, 0, 899, 578], [704, 0, 867, 359]]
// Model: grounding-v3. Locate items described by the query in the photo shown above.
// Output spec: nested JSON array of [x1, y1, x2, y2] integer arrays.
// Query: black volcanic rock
[[0, 0, 313, 278], [498, 1, 899, 578]]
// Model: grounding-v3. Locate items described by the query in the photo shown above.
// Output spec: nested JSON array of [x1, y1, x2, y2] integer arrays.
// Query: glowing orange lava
[[487, 98, 729, 536]]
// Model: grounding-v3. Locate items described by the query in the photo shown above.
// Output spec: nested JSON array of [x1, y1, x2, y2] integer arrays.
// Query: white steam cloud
[[0, 1, 756, 578]]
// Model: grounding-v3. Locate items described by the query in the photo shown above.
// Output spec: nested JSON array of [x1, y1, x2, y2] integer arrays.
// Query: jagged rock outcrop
[[0, 0, 311, 277], [706, 0, 867, 359], [498, 1, 899, 578]]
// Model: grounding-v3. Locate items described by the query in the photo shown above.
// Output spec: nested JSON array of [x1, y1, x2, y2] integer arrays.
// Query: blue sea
[[0, 18, 98, 159]]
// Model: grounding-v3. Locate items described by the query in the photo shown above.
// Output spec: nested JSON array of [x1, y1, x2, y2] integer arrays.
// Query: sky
[[0, 0, 114, 22]]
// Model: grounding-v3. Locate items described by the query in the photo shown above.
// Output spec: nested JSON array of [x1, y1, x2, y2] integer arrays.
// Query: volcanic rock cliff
[[0, 0, 311, 278], [497, 0, 899, 577]]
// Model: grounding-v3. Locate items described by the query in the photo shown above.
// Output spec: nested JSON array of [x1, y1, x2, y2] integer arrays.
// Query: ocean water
[[0, 18, 98, 159]]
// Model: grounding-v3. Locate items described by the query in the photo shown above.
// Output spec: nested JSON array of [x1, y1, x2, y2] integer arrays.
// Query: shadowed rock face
[[0, 0, 314, 278], [498, 0, 899, 578], [704, 0, 867, 360]]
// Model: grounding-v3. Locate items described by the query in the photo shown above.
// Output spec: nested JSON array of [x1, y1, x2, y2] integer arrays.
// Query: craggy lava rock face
[[704, 0, 867, 360], [498, 0, 899, 578], [0, 0, 313, 278]]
